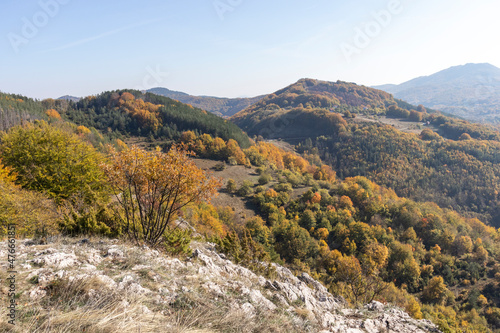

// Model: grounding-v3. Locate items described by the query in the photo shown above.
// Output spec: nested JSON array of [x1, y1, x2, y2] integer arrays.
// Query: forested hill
[[147, 87, 264, 118], [61, 90, 251, 148], [233, 78, 397, 117], [230, 78, 425, 139], [230, 78, 500, 226]]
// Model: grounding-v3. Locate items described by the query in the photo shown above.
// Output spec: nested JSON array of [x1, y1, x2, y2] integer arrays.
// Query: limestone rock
[[0, 238, 441, 333]]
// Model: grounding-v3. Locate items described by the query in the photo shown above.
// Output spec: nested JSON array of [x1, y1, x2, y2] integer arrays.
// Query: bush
[[214, 162, 226, 171], [237, 180, 254, 197], [0, 179, 60, 238], [60, 205, 122, 237], [226, 179, 237, 193], [422, 276, 449, 305], [274, 182, 293, 194], [163, 227, 193, 255], [258, 173, 273, 185], [102, 145, 220, 246], [0, 121, 109, 207]]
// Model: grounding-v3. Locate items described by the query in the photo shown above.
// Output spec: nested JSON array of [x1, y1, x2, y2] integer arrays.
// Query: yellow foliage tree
[[406, 297, 423, 319], [210, 137, 227, 159], [422, 276, 449, 305], [77, 125, 91, 135], [316, 227, 329, 240], [0, 121, 108, 207], [334, 253, 387, 305], [361, 241, 389, 275], [180, 130, 197, 144], [226, 139, 247, 165], [474, 246, 488, 265], [0, 158, 16, 183], [477, 295, 488, 308]]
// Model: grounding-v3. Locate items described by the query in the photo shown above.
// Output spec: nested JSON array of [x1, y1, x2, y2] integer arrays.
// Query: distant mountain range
[[147, 87, 264, 118], [58, 95, 80, 102], [374, 63, 500, 123]]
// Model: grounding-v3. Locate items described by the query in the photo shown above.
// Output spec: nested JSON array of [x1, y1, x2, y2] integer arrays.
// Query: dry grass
[[0, 237, 318, 333], [293, 308, 314, 321], [192, 159, 260, 224], [0, 277, 161, 333], [1, 285, 310, 333]]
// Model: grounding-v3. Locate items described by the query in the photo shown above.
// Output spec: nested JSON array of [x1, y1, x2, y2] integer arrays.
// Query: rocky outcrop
[[0, 238, 441, 332]]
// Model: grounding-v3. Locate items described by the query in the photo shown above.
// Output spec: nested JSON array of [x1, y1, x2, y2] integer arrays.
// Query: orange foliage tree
[[102, 145, 221, 246], [45, 109, 62, 119], [114, 92, 161, 132], [185, 202, 227, 237]]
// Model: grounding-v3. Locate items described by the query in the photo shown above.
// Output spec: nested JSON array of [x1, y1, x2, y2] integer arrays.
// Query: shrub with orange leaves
[[313, 165, 336, 182], [102, 145, 221, 246], [265, 188, 279, 199], [283, 152, 309, 172], [339, 195, 354, 209]]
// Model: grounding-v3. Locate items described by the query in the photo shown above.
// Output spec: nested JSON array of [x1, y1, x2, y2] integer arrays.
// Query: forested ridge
[[64, 90, 251, 148]]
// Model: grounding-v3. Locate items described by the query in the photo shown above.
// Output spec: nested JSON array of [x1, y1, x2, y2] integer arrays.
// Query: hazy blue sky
[[1, 0, 499, 99]]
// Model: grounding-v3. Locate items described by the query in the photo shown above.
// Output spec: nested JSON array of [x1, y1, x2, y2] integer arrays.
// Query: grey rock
[[0, 238, 441, 333], [365, 301, 385, 312]]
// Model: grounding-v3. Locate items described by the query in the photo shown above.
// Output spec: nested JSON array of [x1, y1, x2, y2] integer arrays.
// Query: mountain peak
[[373, 63, 500, 122], [444, 62, 500, 77], [57, 95, 80, 102]]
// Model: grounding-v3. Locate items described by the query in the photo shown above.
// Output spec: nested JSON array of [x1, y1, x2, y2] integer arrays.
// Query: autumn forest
[[2, 78, 500, 332]]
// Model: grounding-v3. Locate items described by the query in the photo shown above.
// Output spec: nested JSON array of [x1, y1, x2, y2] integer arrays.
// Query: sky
[[1, 0, 500, 99]]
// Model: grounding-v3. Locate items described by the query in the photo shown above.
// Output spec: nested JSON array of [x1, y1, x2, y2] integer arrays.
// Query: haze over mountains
[[58, 95, 81, 103], [375, 63, 500, 123], [147, 87, 264, 118], [55, 63, 500, 125]]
